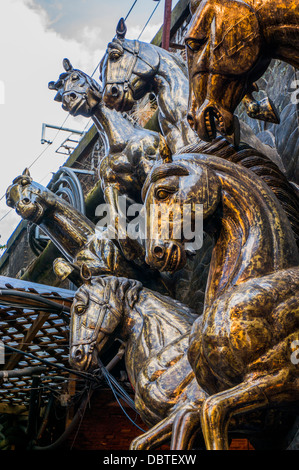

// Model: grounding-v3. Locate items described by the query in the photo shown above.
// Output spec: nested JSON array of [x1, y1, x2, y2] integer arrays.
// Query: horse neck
[[252, 0, 299, 67], [92, 103, 137, 153], [204, 164, 299, 306], [121, 289, 194, 385], [38, 193, 95, 262], [151, 47, 197, 153]]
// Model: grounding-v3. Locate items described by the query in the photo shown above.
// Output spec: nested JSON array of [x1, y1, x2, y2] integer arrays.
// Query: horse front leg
[[171, 404, 203, 450], [200, 367, 294, 450], [130, 414, 174, 450]]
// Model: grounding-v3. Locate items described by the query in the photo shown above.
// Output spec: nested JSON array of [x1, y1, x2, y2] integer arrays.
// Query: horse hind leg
[[200, 367, 297, 450]]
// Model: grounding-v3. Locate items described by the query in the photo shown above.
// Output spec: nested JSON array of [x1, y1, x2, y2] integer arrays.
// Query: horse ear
[[22, 168, 31, 177], [48, 81, 57, 90], [190, 0, 202, 15], [116, 17, 127, 39], [80, 263, 92, 282], [63, 58, 73, 72], [53, 258, 74, 281]]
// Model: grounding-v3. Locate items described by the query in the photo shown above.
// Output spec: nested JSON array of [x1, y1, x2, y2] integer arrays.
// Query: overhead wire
[[138, 0, 162, 39]]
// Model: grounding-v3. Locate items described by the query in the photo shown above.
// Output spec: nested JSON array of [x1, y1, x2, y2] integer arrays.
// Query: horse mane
[[90, 275, 143, 309], [179, 136, 299, 245], [90, 275, 197, 335]]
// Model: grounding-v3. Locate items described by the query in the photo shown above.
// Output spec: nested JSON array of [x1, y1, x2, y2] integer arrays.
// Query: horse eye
[[185, 38, 206, 52], [109, 51, 121, 60], [21, 178, 29, 186], [155, 189, 173, 200], [75, 304, 86, 315], [71, 74, 79, 81]]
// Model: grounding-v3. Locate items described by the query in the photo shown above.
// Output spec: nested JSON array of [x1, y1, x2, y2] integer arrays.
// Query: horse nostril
[[70, 92, 77, 100], [111, 85, 119, 97], [153, 245, 165, 259], [187, 113, 195, 129], [22, 198, 30, 205], [74, 348, 83, 362]]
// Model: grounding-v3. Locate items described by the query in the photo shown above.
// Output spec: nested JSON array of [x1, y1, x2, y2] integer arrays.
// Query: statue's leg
[[171, 405, 203, 450], [200, 367, 294, 450], [130, 414, 174, 450]]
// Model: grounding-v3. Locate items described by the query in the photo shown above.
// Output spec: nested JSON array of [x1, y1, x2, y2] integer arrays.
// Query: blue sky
[[0, 0, 180, 247]]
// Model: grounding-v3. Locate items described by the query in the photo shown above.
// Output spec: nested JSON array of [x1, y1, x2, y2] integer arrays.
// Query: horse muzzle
[[15, 199, 43, 223], [187, 100, 236, 144], [62, 91, 91, 117], [69, 343, 97, 371], [103, 83, 134, 112], [146, 240, 187, 273]]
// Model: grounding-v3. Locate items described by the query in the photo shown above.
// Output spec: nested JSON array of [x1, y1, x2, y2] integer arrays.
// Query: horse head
[[69, 266, 142, 371], [142, 155, 221, 273], [6, 168, 50, 223], [48, 58, 102, 117], [185, 0, 269, 143], [101, 18, 160, 112]]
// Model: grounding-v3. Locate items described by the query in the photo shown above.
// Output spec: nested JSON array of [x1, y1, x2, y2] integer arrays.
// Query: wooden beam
[[0, 403, 28, 415], [4, 311, 51, 371]]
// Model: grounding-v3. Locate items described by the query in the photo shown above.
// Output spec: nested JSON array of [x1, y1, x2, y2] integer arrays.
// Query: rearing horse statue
[[5, 170, 163, 290], [142, 153, 299, 449], [186, 0, 299, 143]]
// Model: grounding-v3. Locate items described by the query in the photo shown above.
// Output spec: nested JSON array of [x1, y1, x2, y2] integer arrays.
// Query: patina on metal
[[143, 152, 299, 450], [185, 0, 299, 143], [101, 18, 281, 151], [69, 271, 208, 450], [49, 58, 169, 262], [5, 169, 158, 287]]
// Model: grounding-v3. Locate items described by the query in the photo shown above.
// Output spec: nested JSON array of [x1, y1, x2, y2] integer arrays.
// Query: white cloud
[[0, 0, 105, 246]]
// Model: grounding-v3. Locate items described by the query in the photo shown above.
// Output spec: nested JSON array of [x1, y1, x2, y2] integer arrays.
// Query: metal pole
[[162, 0, 172, 50]]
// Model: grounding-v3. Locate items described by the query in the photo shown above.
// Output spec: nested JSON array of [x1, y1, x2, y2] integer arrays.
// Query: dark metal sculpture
[[5, 169, 158, 287], [185, 0, 299, 143], [101, 18, 280, 152], [143, 152, 299, 450], [69, 272, 208, 450], [48, 59, 169, 262]]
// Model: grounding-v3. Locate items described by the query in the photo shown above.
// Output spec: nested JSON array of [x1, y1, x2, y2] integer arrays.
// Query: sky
[[0, 0, 180, 249]]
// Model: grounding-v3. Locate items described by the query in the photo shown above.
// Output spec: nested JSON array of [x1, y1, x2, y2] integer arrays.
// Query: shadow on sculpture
[[48, 58, 171, 263], [185, 0, 299, 143], [143, 152, 299, 450], [69, 267, 298, 450], [5, 169, 163, 291], [69, 270, 208, 450]]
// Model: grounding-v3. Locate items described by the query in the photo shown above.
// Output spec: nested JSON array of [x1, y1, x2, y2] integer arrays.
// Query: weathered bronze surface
[[69, 267, 297, 449], [143, 152, 299, 449], [5, 7, 299, 450], [101, 18, 279, 152], [5, 169, 158, 287], [49, 59, 168, 262], [186, 0, 299, 142], [69, 272, 208, 449]]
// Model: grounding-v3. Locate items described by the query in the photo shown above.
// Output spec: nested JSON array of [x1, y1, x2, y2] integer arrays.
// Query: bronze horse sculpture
[[48, 58, 171, 262], [143, 153, 299, 450], [69, 271, 208, 450], [185, 0, 299, 143], [101, 18, 279, 152], [5, 169, 162, 289], [69, 270, 297, 449]]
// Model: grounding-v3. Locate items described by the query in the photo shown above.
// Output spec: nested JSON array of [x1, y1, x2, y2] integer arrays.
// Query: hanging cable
[[125, 0, 138, 20], [138, 0, 161, 40]]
